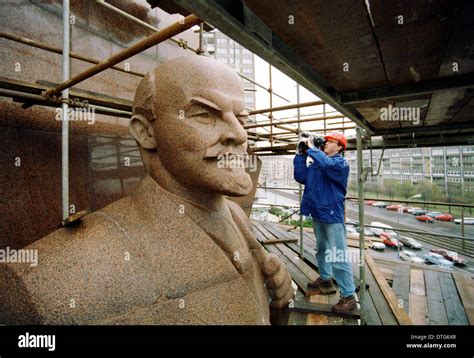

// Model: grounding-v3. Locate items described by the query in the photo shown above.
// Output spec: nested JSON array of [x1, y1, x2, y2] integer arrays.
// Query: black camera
[[296, 132, 325, 154]]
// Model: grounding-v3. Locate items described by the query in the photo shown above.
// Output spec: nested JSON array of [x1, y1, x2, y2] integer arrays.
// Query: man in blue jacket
[[293, 132, 356, 314]]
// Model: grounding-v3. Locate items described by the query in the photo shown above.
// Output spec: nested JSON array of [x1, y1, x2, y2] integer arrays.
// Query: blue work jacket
[[293, 148, 349, 223]]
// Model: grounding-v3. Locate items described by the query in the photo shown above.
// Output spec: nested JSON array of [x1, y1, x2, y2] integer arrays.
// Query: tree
[[397, 180, 415, 199], [383, 179, 399, 199], [430, 183, 444, 202], [415, 180, 432, 201]]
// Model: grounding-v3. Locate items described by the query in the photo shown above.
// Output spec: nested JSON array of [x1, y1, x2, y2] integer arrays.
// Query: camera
[[296, 132, 325, 154]]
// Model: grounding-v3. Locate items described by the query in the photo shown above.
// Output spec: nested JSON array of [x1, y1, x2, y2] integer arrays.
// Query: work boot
[[307, 277, 334, 289], [332, 296, 357, 314]]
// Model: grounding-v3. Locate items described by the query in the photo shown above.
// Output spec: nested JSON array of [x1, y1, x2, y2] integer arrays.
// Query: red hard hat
[[324, 132, 347, 151]]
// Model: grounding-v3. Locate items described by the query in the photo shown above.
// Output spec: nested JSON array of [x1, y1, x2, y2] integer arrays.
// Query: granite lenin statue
[[0, 56, 293, 324]]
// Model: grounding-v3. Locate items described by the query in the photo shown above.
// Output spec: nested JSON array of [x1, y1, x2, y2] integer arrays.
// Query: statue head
[[129, 55, 252, 197]]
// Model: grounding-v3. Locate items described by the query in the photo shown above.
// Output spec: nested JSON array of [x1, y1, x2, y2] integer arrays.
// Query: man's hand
[[263, 253, 294, 308]]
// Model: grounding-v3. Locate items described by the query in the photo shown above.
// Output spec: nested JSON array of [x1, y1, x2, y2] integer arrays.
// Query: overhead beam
[[173, 0, 374, 134], [374, 121, 474, 136], [341, 73, 474, 104], [346, 133, 474, 150]]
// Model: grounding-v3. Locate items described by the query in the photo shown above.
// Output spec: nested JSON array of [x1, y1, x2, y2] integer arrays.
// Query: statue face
[[148, 57, 253, 196]]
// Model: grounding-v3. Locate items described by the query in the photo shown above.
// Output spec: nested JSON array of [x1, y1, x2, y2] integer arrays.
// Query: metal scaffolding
[[0, 1, 356, 257]]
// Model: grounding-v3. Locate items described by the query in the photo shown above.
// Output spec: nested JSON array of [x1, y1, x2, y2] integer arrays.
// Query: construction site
[[0, 0, 473, 335]]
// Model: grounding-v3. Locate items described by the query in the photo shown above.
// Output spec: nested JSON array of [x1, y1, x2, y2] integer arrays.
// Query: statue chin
[[208, 170, 253, 197]]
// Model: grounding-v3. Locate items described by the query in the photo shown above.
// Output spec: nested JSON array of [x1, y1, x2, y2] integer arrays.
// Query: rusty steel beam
[[43, 14, 202, 98], [0, 32, 145, 77], [249, 100, 325, 115], [244, 114, 345, 129]]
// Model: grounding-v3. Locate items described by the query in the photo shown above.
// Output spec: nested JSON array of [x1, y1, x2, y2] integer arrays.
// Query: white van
[[370, 221, 398, 239]]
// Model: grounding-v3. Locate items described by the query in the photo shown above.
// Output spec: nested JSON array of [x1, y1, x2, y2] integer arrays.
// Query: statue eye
[[189, 110, 216, 125]]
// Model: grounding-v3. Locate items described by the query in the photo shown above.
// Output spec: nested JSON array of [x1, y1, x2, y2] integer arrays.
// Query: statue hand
[[262, 253, 294, 309]]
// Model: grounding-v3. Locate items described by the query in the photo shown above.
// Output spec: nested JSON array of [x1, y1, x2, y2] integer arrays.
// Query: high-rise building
[[259, 156, 295, 187], [345, 146, 474, 197]]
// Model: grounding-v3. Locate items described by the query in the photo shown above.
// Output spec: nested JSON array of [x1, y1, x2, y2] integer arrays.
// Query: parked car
[[399, 236, 423, 249], [383, 237, 403, 248], [346, 226, 358, 235], [356, 226, 377, 237], [416, 215, 435, 223], [386, 204, 402, 211], [430, 248, 468, 266], [412, 209, 428, 216], [427, 211, 442, 218], [400, 250, 424, 264], [370, 222, 397, 239], [346, 218, 359, 226], [407, 207, 421, 213], [366, 200, 376, 206], [402, 206, 413, 213], [454, 217, 474, 225], [424, 252, 454, 268], [370, 242, 386, 250], [435, 213, 454, 221], [372, 201, 389, 208]]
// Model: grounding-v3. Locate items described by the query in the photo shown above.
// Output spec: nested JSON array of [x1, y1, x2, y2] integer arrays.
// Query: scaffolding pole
[[0, 32, 144, 77], [297, 83, 304, 259], [44, 14, 202, 98], [249, 100, 325, 115], [61, 0, 70, 222], [356, 127, 366, 319], [96, 0, 291, 103], [269, 64, 273, 147], [244, 114, 345, 129], [95, 0, 200, 53]]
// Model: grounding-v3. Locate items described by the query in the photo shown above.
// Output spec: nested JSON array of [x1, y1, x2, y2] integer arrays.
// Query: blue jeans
[[313, 220, 355, 297]]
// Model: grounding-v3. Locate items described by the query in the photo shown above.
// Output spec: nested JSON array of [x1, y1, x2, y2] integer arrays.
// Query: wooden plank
[[410, 269, 426, 296], [262, 238, 298, 245], [359, 293, 382, 326], [378, 266, 394, 283], [452, 272, 474, 325], [288, 291, 309, 325], [365, 253, 412, 325], [409, 294, 429, 325], [306, 292, 329, 325], [252, 222, 314, 295], [291, 300, 360, 320], [407, 269, 432, 325], [424, 271, 449, 325], [438, 272, 469, 325], [392, 264, 410, 314], [364, 263, 398, 325], [258, 222, 318, 282]]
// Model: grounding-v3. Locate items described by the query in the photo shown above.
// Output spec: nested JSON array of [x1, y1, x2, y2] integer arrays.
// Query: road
[[346, 200, 474, 238], [267, 188, 474, 238], [268, 188, 474, 274]]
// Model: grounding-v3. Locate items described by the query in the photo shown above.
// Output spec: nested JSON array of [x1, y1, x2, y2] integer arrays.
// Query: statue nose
[[219, 113, 247, 146]]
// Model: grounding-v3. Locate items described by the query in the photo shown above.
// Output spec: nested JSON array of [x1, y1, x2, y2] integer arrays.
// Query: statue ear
[[129, 114, 157, 150]]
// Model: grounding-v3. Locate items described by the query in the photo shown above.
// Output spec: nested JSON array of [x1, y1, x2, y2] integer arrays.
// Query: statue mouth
[[203, 144, 248, 159]]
